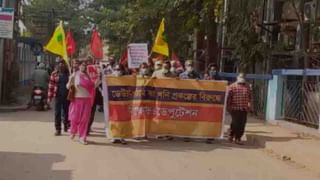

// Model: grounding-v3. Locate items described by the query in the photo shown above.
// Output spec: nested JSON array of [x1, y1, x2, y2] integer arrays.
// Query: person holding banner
[[68, 62, 98, 145], [110, 64, 127, 144], [204, 64, 221, 80], [179, 60, 214, 144], [170, 60, 183, 76], [153, 60, 162, 73], [179, 60, 201, 80], [227, 73, 252, 145], [152, 61, 177, 79], [138, 62, 152, 77]]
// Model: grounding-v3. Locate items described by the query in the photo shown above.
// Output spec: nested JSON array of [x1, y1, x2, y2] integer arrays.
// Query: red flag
[[90, 29, 103, 60], [119, 48, 128, 66], [66, 31, 76, 56], [171, 51, 183, 69]]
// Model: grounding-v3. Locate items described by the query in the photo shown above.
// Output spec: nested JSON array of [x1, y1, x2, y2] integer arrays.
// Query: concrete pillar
[[266, 75, 285, 122], [318, 115, 320, 133]]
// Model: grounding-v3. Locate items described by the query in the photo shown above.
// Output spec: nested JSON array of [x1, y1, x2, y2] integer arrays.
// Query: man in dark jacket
[[47, 62, 70, 136]]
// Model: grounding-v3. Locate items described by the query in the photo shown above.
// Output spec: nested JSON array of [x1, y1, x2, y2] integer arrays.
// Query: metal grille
[[250, 80, 268, 119], [302, 82, 320, 127], [284, 80, 320, 128]]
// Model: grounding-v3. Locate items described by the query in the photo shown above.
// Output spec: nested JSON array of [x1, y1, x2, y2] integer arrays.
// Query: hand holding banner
[[104, 76, 227, 139]]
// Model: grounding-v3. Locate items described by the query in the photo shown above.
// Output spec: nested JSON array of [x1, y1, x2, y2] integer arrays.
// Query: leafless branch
[[290, 0, 303, 25]]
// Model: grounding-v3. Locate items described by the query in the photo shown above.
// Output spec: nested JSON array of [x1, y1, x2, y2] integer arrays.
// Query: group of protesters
[[45, 56, 252, 146]]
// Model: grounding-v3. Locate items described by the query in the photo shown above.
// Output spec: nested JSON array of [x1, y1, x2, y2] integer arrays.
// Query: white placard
[[127, 43, 148, 69], [0, 8, 14, 39]]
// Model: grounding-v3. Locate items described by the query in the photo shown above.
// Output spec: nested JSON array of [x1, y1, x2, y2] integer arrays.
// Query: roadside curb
[[268, 120, 320, 139], [0, 105, 29, 113]]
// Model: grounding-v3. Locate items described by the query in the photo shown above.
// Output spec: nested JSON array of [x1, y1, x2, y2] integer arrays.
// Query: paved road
[[0, 110, 319, 180]]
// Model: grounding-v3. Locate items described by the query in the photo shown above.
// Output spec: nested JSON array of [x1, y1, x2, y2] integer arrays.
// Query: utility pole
[[219, 0, 228, 72], [0, 0, 4, 103]]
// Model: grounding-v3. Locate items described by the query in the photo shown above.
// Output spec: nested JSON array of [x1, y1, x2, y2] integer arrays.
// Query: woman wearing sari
[[67, 62, 97, 145]]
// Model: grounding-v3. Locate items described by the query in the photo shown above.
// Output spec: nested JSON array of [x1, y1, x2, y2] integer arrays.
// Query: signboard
[[104, 76, 227, 139], [127, 43, 148, 69], [87, 65, 99, 82], [0, 8, 14, 39]]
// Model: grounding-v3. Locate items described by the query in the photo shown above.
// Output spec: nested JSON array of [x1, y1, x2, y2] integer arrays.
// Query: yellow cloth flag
[[44, 22, 69, 66], [152, 18, 169, 57]]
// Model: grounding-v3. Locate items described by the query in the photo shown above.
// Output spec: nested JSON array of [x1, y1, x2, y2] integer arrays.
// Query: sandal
[[79, 139, 88, 145]]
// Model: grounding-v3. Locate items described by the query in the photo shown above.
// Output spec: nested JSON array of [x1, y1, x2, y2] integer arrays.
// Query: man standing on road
[[179, 60, 213, 143], [32, 63, 49, 90], [47, 62, 70, 136], [227, 73, 252, 145]]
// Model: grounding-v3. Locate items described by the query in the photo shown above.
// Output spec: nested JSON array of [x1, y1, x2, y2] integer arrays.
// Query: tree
[[224, 0, 268, 72], [25, 0, 223, 67], [23, 0, 90, 49], [85, 0, 221, 64]]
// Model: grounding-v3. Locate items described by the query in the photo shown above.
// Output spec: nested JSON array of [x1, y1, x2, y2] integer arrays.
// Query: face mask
[[155, 65, 162, 70], [186, 66, 193, 72], [170, 67, 176, 73], [163, 69, 169, 74], [237, 77, 246, 83], [114, 71, 122, 77], [209, 70, 217, 77], [140, 68, 147, 75]]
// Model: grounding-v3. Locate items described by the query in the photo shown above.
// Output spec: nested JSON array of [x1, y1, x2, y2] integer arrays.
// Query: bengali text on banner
[[104, 76, 228, 139]]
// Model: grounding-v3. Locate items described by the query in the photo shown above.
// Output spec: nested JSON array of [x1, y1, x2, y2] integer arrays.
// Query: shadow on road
[[0, 111, 308, 153], [86, 128, 308, 152], [0, 151, 71, 180], [0, 110, 106, 123], [245, 134, 310, 149], [89, 139, 233, 152]]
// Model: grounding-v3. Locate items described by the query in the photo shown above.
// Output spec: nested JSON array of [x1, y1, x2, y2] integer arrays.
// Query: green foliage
[[81, 0, 221, 60], [226, 0, 268, 71], [25, 0, 223, 60], [24, 0, 90, 48]]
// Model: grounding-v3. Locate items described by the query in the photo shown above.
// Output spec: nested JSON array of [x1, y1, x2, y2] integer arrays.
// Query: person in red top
[[227, 73, 252, 145]]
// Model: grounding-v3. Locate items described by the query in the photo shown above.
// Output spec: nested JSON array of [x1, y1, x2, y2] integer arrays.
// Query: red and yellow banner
[[106, 76, 227, 139]]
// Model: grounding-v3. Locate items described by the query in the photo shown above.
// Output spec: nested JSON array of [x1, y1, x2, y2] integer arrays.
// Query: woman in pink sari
[[67, 62, 96, 145]]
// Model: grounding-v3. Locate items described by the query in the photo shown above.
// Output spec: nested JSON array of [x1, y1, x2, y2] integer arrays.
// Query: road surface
[[0, 110, 319, 180]]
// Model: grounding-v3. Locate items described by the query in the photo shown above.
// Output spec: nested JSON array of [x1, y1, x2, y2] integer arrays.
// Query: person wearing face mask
[[204, 64, 221, 80], [110, 64, 127, 144], [112, 64, 125, 77], [152, 61, 176, 79], [179, 60, 201, 80], [179, 60, 217, 144], [103, 63, 114, 75], [153, 60, 163, 73], [170, 60, 177, 74], [67, 62, 99, 145], [138, 62, 152, 77]]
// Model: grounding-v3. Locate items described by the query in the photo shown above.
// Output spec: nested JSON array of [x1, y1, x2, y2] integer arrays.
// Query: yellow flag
[[152, 18, 169, 57], [44, 21, 69, 66]]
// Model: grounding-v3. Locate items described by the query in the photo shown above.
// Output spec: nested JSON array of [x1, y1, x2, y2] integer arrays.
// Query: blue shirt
[[179, 71, 201, 80]]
